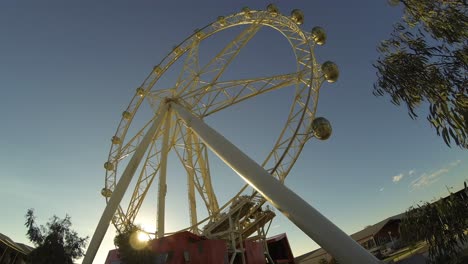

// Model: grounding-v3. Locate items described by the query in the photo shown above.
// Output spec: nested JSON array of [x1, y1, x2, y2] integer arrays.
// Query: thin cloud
[[393, 173, 404, 183], [410, 159, 462, 190], [408, 170, 415, 176], [411, 168, 449, 189], [449, 160, 461, 167], [379, 187, 384, 192]]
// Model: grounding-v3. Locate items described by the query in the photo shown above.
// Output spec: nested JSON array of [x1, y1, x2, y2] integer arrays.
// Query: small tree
[[25, 209, 88, 264], [400, 193, 468, 264], [114, 225, 155, 264], [374, 0, 467, 148]]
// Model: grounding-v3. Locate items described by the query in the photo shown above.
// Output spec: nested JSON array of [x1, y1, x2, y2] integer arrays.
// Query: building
[[105, 231, 295, 264], [350, 213, 403, 252], [294, 213, 404, 264], [266, 233, 295, 263], [0, 233, 33, 264]]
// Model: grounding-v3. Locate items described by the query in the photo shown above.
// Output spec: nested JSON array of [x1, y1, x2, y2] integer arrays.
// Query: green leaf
[[442, 127, 451, 146]]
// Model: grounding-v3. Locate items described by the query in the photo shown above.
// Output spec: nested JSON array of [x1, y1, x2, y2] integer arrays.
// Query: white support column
[[186, 131, 198, 233], [83, 106, 168, 264], [172, 103, 380, 264], [157, 107, 172, 238]]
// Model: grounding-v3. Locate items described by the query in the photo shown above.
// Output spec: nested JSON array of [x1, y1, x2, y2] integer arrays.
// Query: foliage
[[374, 0, 467, 148], [24, 209, 88, 264], [400, 193, 468, 264], [113, 225, 155, 264]]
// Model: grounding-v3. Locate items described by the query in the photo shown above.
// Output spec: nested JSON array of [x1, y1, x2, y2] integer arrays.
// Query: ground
[[383, 241, 468, 264]]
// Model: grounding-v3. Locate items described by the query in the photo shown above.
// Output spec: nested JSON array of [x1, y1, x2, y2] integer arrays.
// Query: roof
[[350, 212, 404, 242], [294, 212, 405, 262], [295, 248, 328, 262], [0, 232, 34, 255], [267, 233, 288, 242]]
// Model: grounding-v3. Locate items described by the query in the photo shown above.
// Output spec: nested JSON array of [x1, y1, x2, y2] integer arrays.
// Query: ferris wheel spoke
[[173, 126, 220, 223], [195, 19, 263, 91], [183, 71, 304, 117], [111, 104, 166, 163], [261, 83, 315, 182], [112, 120, 152, 161], [114, 206, 129, 231], [191, 134, 219, 213], [125, 130, 164, 225], [173, 129, 199, 233], [174, 38, 201, 96]]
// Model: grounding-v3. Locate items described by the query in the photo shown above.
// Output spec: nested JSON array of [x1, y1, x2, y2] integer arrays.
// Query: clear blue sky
[[1, 1, 466, 263]]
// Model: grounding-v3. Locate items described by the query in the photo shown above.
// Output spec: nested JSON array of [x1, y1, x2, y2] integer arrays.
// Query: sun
[[137, 230, 149, 242], [129, 230, 149, 250]]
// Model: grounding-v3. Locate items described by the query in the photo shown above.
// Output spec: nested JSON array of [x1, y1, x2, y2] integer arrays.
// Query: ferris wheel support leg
[[186, 131, 199, 233], [82, 106, 169, 264], [157, 108, 172, 238], [172, 103, 380, 264]]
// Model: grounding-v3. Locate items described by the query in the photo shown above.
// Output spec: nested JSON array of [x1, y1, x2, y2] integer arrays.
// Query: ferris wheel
[[103, 5, 335, 236], [84, 5, 379, 264]]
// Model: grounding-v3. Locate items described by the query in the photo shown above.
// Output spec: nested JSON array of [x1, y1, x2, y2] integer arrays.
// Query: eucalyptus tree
[[400, 193, 468, 263], [374, 0, 467, 148]]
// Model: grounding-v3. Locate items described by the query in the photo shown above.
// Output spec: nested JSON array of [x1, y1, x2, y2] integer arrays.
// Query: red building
[[105, 231, 295, 264]]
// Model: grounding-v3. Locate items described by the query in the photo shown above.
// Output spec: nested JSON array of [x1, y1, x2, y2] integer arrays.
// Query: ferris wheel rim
[[103, 8, 322, 234]]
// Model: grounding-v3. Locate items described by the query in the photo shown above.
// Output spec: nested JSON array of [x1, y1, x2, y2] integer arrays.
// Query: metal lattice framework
[[103, 7, 326, 237], [84, 5, 382, 264]]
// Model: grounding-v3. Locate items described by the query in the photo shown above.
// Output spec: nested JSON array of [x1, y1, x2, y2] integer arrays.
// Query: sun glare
[[129, 230, 149, 250], [137, 230, 149, 242]]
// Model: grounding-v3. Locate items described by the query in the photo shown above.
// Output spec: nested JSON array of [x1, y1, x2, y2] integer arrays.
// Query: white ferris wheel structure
[[83, 5, 380, 264]]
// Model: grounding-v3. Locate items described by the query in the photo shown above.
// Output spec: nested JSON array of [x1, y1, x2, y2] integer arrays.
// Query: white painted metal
[[186, 130, 198, 233], [172, 102, 380, 264], [157, 108, 172, 238], [83, 106, 168, 264]]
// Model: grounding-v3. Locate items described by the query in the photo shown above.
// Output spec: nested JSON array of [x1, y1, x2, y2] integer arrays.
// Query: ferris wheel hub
[[163, 97, 179, 105]]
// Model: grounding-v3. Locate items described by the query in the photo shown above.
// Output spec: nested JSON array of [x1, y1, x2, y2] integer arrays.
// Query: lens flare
[[129, 230, 148, 250], [137, 231, 149, 242]]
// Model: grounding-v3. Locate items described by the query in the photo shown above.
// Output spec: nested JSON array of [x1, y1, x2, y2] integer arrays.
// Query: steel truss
[[85, 5, 380, 264]]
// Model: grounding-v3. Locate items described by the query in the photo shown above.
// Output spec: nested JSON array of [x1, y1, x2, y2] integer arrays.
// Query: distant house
[[0, 233, 33, 264], [350, 213, 404, 251], [294, 213, 404, 264]]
